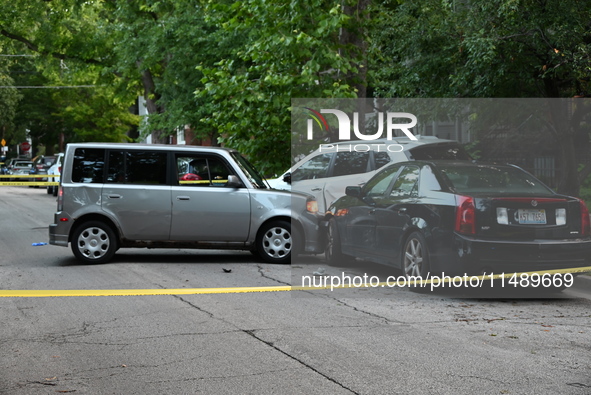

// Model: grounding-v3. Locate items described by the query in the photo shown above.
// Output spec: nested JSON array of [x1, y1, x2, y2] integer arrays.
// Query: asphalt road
[[0, 186, 590, 394]]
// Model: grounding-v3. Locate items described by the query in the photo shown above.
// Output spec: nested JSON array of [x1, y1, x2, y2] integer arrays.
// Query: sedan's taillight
[[455, 196, 475, 235], [579, 199, 590, 236]]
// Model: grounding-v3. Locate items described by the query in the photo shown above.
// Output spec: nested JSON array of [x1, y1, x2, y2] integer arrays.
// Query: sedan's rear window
[[439, 164, 554, 195]]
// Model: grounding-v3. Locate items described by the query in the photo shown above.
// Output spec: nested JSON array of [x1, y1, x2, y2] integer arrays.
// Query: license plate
[[517, 209, 546, 224]]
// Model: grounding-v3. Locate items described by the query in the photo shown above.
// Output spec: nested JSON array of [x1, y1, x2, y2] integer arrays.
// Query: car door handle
[[369, 209, 376, 214], [108, 194, 122, 199], [398, 207, 407, 213], [177, 196, 190, 201], [311, 187, 322, 191]]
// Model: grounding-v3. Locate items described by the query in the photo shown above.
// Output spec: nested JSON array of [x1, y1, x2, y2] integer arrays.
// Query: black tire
[[52, 186, 58, 197], [71, 221, 117, 264], [402, 231, 431, 292], [256, 220, 292, 264], [325, 218, 354, 266], [46, 186, 53, 194]]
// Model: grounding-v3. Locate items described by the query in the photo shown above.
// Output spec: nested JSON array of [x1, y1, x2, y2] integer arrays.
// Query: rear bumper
[[49, 220, 69, 247], [435, 234, 591, 276]]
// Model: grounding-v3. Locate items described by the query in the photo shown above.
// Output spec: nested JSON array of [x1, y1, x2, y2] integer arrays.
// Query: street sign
[[21, 142, 31, 152]]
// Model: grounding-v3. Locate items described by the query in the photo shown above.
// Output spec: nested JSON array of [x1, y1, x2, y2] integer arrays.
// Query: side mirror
[[345, 186, 362, 198], [282, 172, 291, 184], [226, 174, 243, 188]]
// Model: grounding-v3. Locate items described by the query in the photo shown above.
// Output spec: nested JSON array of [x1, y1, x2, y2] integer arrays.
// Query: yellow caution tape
[[0, 174, 59, 186], [0, 286, 292, 298], [1, 266, 589, 297], [1, 174, 59, 178], [0, 182, 58, 186], [179, 179, 228, 185]]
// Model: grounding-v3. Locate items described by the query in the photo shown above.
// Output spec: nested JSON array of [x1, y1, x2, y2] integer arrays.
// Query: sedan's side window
[[365, 164, 403, 198], [390, 166, 420, 198], [177, 155, 232, 187], [292, 153, 332, 181]]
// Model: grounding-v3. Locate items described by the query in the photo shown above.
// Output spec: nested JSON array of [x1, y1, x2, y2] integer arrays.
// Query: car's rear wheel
[[402, 231, 431, 291], [71, 221, 117, 264], [256, 220, 292, 264], [46, 186, 53, 194]]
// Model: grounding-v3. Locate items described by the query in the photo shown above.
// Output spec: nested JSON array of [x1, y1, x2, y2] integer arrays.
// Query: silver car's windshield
[[231, 153, 268, 189]]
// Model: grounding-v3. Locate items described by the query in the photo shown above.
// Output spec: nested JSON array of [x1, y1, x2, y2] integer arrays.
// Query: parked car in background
[[1, 158, 16, 180], [4, 158, 19, 172], [10, 160, 34, 181], [325, 160, 591, 280], [267, 136, 472, 214], [29, 155, 57, 184], [49, 143, 324, 264], [46, 153, 64, 196]]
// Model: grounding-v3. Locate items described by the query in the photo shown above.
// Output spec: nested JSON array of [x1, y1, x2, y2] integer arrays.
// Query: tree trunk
[[548, 100, 580, 197], [557, 133, 580, 196], [340, 0, 370, 99], [138, 65, 168, 144]]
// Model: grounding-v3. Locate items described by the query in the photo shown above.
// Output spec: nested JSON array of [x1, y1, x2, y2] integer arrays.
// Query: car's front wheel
[[256, 220, 292, 264], [325, 218, 354, 266], [71, 221, 117, 264]]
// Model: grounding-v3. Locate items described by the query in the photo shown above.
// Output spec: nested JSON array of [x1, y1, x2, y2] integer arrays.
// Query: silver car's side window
[[177, 154, 232, 187], [106, 150, 167, 185], [292, 153, 332, 181], [332, 151, 371, 177], [72, 148, 105, 183], [373, 151, 392, 169]]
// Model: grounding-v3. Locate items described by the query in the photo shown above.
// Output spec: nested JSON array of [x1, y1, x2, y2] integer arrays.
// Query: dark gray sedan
[[325, 160, 591, 277]]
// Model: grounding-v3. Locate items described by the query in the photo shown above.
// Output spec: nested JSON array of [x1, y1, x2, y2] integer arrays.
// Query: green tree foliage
[[2, 0, 591, 185], [0, 58, 21, 147], [1, 0, 368, 174], [107, 1, 229, 144], [197, 0, 365, 175], [371, 0, 591, 98], [0, 0, 138, 153], [369, 0, 591, 196]]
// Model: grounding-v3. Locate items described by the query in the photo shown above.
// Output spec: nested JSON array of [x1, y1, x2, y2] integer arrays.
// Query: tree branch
[[0, 26, 102, 65]]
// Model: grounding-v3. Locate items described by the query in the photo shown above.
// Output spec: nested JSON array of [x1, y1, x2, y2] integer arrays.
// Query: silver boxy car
[[49, 143, 323, 264]]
